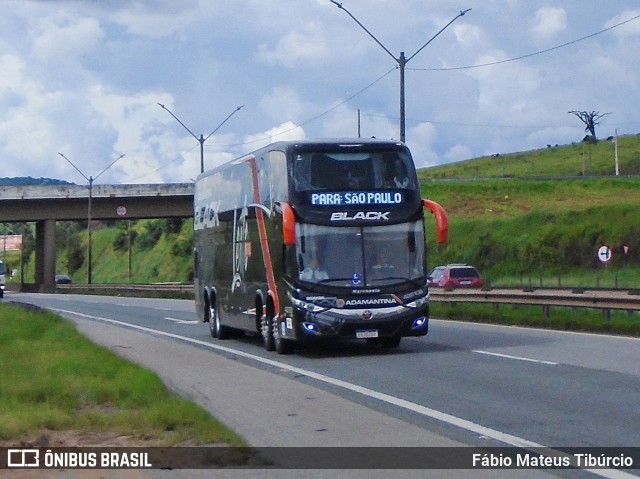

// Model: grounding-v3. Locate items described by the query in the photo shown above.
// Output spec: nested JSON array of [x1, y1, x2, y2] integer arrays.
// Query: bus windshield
[[296, 221, 425, 287], [292, 149, 416, 191]]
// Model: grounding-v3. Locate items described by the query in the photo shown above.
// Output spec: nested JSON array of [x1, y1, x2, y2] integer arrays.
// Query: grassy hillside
[[420, 136, 640, 287], [418, 133, 640, 179]]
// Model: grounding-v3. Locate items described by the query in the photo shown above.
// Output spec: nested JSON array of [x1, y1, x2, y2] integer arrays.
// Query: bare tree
[[568, 110, 611, 141]]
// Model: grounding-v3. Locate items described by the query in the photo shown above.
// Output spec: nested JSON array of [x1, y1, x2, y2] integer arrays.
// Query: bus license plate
[[356, 330, 378, 339]]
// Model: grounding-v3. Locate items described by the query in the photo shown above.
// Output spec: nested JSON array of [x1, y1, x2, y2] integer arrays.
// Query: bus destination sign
[[310, 191, 403, 206]]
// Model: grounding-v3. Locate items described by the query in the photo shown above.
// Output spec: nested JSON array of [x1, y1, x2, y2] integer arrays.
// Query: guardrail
[[53, 283, 640, 319], [429, 287, 640, 319], [56, 283, 193, 296]]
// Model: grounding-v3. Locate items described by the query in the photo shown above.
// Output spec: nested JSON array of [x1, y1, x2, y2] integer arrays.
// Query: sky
[[1, 0, 639, 185]]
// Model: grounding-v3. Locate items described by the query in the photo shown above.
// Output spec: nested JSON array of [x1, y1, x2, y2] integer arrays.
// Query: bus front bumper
[[283, 302, 430, 341]]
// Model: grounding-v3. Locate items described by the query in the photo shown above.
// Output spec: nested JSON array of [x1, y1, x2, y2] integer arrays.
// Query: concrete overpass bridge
[[0, 183, 194, 292]]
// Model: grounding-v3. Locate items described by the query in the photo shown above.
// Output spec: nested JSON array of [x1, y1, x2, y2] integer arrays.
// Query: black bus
[[193, 139, 448, 354]]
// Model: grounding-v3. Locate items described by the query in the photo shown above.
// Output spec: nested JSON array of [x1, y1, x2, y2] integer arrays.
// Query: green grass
[[0, 303, 244, 446], [418, 134, 640, 179], [421, 177, 640, 286], [431, 302, 640, 337]]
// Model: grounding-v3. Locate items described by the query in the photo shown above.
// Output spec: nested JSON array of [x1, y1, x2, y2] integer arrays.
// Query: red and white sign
[[116, 206, 128, 217]]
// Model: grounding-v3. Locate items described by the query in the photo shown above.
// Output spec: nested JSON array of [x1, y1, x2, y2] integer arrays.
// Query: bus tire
[[274, 318, 294, 355], [206, 303, 217, 338], [214, 306, 231, 340], [261, 313, 275, 351]]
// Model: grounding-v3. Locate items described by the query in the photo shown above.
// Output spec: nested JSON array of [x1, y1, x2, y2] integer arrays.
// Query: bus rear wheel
[[207, 305, 217, 338], [211, 304, 230, 340]]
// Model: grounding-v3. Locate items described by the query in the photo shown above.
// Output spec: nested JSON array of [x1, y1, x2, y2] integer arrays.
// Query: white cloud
[[532, 7, 567, 39], [242, 122, 306, 153], [31, 15, 104, 62], [453, 23, 483, 46], [445, 144, 472, 163], [605, 9, 640, 38], [0, 0, 639, 184], [257, 21, 329, 68], [105, 0, 201, 39], [405, 122, 438, 168]]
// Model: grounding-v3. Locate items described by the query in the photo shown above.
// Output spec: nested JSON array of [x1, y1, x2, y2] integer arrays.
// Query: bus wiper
[[316, 277, 357, 286], [299, 277, 354, 292], [372, 276, 424, 288]]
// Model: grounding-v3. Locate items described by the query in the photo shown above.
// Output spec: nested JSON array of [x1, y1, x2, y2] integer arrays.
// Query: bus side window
[[269, 150, 287, 201]]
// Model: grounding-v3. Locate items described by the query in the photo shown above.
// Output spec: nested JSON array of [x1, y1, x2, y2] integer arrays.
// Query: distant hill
[[0, 177, 75, 186]]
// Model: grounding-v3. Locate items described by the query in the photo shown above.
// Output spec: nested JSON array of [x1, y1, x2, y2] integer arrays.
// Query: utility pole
[[158, 103, 244, 173], [330, 1, 470, 142], [58, 152, 126, 284], [614, 128, 619, 176]]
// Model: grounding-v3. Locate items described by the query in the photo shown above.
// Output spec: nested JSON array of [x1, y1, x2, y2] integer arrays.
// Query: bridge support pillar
[[35, 220, 56, 293]]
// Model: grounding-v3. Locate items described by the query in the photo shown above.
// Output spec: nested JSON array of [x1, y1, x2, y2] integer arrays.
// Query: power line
[[216, 67, 397, 150], [410, 13, 640, 72], [361, 112, 576, 130]]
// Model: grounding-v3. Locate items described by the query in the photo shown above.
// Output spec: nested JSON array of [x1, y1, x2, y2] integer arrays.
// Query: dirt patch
[[0, 429, 155, 448]]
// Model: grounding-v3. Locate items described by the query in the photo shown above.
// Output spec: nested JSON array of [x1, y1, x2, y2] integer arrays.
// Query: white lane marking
[[165, 316, 199, 324], [473, 350, 558, 365], [50, 308, 636, 479]]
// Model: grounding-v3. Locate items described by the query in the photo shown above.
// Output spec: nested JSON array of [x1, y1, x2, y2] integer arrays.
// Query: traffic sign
[[597, 245, 612, 263]]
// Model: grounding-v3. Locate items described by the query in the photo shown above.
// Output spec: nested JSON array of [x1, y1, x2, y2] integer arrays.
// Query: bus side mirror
[[423, 199, 449, 244], [280, 202, 296, 245]]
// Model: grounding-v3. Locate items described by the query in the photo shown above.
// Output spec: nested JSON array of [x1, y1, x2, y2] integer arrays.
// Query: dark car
[[55, 274, 72, 285], [427, 264, 483, 289]]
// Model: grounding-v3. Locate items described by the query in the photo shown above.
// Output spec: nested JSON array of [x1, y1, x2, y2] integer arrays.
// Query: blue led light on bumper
[[412, 316, 427, 329], [303, 322, 318, 333]]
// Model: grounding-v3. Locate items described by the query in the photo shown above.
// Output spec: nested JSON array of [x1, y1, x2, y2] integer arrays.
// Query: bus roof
[[197, 138, 408, 179]]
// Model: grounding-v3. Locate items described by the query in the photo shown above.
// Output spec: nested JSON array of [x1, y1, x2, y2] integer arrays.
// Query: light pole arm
[[407, 8, 471, 63], [94, 154, 126, 182], [203, 105, 245, 142], [157, 103, 199, 141], [330, 0, 398, 63], [58, 152, 89, 182]]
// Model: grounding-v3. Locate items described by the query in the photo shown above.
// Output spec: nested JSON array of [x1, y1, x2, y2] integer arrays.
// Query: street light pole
[[58, 152, 126, 284], [330, 1, 470, 142], [158, 103, 244, 173]]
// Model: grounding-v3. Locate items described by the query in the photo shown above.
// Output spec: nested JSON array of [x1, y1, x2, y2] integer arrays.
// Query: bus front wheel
[[261, 313, 276, 351], [274, 317, 294, 355]]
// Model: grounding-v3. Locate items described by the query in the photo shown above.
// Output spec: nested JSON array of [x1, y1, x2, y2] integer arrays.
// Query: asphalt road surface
[[4, 291, 640, 479]]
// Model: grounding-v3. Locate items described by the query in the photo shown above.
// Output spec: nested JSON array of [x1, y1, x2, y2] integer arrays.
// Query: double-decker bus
[[193, 138, 448, 354]]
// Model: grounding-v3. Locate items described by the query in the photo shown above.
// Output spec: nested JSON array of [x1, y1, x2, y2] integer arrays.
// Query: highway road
[[4, 291, 640, 479]]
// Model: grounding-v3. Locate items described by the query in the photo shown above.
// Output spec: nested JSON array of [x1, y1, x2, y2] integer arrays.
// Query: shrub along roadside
[[0, 303, 245, 446]]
